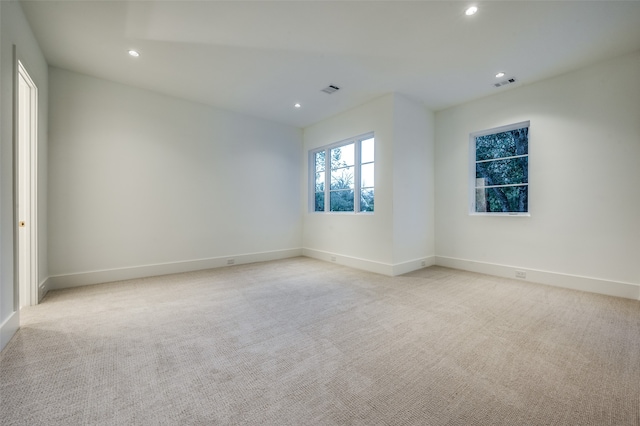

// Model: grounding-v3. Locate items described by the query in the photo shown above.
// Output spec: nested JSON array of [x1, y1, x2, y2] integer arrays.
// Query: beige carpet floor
[[1, 257, 639, 425]]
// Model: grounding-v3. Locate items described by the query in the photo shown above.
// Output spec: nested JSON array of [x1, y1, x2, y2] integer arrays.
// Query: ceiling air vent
[[494, 77, 516, 88], [321, 84, 340, 94]]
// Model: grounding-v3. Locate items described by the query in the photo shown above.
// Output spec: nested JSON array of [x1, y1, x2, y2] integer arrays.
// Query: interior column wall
[[392, 94, 435, 273], [302, 94, 395, 273], [302, 93, 436, 276]]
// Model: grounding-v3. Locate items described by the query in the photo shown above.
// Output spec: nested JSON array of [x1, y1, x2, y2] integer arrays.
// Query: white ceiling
[[20, 0, 640, 128]]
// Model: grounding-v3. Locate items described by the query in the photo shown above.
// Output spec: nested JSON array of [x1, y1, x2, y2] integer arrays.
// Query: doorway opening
[[17, 60, 39, 308]]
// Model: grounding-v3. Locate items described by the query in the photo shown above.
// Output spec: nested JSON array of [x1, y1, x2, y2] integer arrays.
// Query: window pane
[[476, 157, 528, 187], [310, 134, 374, 214], [331, 166, 355, 190], [476, 127, 528, 161], [314, 192, 325, 212], [475, 185, 528, 213], [331, 143, 354, 168], [361, 163, 374, 188], [361, 189, 374, 212], [330, 190, 354, 211], [315, 151, 325, 172], [361, 137, 374, 163], [315, 171, 325, 192]]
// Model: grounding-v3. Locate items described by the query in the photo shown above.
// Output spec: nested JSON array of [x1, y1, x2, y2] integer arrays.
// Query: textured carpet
[[1, 257, 639, 425]]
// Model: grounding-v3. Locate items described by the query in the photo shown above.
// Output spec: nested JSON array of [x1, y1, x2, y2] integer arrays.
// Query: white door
[[17, 61, 38, 308]]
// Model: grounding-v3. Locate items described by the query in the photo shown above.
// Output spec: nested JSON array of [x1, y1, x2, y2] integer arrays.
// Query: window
[[311, 133, 374, 213], [470, 121, 529, 214]]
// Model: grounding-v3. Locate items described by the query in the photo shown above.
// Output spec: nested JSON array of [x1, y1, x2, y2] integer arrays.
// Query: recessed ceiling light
[[496, 72, 505, 78], [294, 103, 301, 108], [128, 50, 140, 57], [465, 6, 478, 16]]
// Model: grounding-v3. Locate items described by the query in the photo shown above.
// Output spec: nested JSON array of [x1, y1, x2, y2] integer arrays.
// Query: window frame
[[469, 121, 530, 216], [310, 132, 374, 214]]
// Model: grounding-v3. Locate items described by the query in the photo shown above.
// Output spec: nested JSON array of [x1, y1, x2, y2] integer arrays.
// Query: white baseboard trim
[[48, 248, 303, 290], [392, 256, 436, 276], [39, 277, 50, 302], [435, 256, 640, 300], [303, 248, 393, 275], [0, 310, 19, 352], [302, 248, 435, 277], [42, 251, 637, 300]]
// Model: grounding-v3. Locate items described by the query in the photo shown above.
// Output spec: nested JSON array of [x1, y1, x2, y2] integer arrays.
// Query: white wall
[[392, 95, 435, 269], [0, 0, 48, 350], [47, 68, 302, 287], [435, 51, 640, 299], [302, 93, 435, 275]]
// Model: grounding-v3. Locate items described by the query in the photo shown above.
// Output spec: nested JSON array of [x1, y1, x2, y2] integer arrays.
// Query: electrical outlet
[[421, 260, 426, 267], [515, 270, 526, 279], [227, 259, 235, 265], [330, 256, 336, 262]]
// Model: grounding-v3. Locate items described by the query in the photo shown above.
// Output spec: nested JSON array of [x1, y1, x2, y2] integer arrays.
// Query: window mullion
[[476, 154, 527, 164], [476, 183, 529, 189], [324, 148, 330, 212], [311, 150, 318, 212], [354, 139, 361, 213]]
